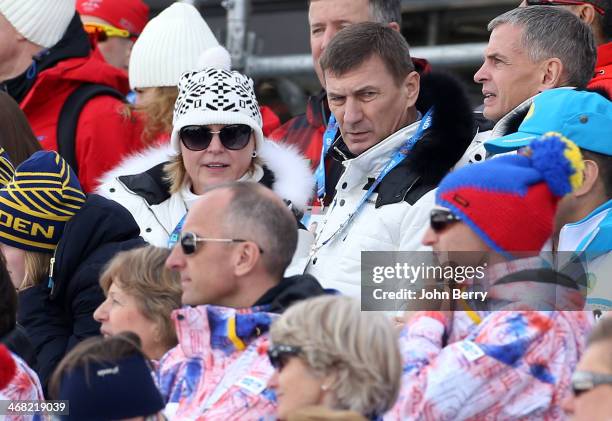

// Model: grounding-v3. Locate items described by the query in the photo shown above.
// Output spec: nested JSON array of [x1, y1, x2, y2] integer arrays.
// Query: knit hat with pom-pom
[[128, 2, 219, 89], [436, 132, 584, 257]]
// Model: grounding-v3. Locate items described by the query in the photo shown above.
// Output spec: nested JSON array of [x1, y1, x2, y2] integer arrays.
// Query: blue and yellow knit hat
[[0, 151, 86, 253], [0, 148, 15, 187]]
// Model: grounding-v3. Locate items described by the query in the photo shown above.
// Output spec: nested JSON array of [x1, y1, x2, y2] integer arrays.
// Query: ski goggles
[[83, 22, 138, 42], [179, 124, 253, 151], [525, 0, 605, 15]]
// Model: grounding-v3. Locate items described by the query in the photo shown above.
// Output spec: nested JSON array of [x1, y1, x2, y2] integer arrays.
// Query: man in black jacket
[[166, 182, 326, 313]]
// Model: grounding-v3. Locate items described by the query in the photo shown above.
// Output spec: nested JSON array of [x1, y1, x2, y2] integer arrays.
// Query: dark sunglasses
[[430, 208, 461, 233], [179, 124, 253, 151], [179, 231, 264, 255], [525, 0, 605, 15], [267, 344, 302, 371], [571, 371, 612, 397]]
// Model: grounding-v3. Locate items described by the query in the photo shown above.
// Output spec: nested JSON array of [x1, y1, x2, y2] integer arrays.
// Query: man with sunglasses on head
[[386, 134, 594, 419], [0, 0, 145, 193], [459, 6, 597, 166], [77, 0, 149, 72], [563, 316, 612, 420], [520, 0, 612, 96], [159, 182, 326, 420]]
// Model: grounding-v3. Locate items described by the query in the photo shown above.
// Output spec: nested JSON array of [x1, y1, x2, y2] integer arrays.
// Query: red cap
[[77, 0, 150, 36]]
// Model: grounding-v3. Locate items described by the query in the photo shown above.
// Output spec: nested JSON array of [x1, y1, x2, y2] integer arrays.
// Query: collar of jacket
[[328, 71, 476, 208], [306, 89, 330, 129], [252, 274, 328, 313], [172, 305, 278, 358], [118, 162, 276, 206]]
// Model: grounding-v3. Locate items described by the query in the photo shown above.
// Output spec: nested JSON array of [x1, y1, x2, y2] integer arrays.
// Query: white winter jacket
[[305, 121, 436, 297], [96, 140, 314, 249]]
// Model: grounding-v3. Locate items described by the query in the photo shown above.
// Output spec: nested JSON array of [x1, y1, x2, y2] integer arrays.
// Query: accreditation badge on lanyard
[[311, 108, 434, 255], [167, 213, 187, 249]]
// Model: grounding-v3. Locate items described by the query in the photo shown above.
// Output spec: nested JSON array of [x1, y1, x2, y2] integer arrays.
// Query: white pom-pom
[[197, 45, 232, 71]]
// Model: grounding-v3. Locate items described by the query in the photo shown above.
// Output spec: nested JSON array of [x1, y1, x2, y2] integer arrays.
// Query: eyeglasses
[[83, 23, 137, 42], [179, 124, 253, 151], [430, 208, 461, 233], [571, 371, 612, 397], [267, 344, 302, 371], [179, 231, 264, 255], [525, 0, 605, 15]]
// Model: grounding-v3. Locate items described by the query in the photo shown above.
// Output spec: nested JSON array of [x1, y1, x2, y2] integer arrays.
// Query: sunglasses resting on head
[[83, 22, 139, 42]]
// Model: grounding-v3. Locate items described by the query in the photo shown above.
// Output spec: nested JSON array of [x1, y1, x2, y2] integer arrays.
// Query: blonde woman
[[268, 296, 401, 420], [94, 246, 182, 361]]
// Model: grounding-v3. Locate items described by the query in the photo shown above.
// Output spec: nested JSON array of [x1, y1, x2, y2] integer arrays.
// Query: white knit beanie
[[129, 2, 219, 89], [171, 68, 264, 153], [0, 0, 76, 48]]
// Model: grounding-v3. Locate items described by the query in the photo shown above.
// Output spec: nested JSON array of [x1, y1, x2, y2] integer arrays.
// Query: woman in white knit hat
[[99, 64, 314, 275]]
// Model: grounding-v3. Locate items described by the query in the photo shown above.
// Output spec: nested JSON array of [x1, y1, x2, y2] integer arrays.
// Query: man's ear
[[539, 58, 563, 90], [575, 4, 597, 25], [388, 21, 401, 32], [233, 242, 261, 277], [402, 70, 420, 108], [574, 159, 600, 198]]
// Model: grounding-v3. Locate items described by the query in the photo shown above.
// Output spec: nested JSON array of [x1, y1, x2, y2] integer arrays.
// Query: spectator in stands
[[0, 92, 41, 166], [0, 343, 44, 420], [269, 295, 401, 420], [0, 250, 38, 375], [269, 0, 430, 205], [520, 0, 612, 96], [0, 0, 146, 193], [0, 151, 145, 390], [304, 23, 473, 296], [159, 182, 326, 419], [485, 88, 612, 311], [77, 0, 149, 72], [126, 2, 231, 146], [99, 64, 313, 252], [94, 246, 181, 362], [459, 6, 597, 166], [49, 332, 165, 421], [385, 135, 593, 419], [563, 317, 612, 420]]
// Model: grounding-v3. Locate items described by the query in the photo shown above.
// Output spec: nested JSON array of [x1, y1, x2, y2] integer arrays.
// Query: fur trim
[[259, 140, 314, 210], [96, 140, 314, 209], [96, 142, 176, 189], [410, 71, 476, 186]]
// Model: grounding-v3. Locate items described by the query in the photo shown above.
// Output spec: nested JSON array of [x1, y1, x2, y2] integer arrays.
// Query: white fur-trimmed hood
[[96, 139, 314, 209]]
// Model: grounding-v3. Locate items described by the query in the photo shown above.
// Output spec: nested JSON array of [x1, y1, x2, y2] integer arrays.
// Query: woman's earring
[[252, 151, 258, 158]]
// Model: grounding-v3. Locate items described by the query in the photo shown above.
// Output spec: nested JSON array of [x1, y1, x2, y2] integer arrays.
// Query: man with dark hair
[[521, 0, 612, 95], [304, 22, 474, 295], [269, 0, 430, 188], [160, 182, 326, 418], [562, 317, 612, 419], [458, 6, 597, 166]]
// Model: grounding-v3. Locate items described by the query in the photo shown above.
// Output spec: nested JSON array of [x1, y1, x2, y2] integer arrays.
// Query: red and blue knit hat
[[437, 133, 584, 257]]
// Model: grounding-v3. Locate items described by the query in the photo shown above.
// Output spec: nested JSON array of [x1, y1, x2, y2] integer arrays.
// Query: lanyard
[[313, 108, 434, 252], [314, 114, 339, 201], [167, 213, 187, 249]]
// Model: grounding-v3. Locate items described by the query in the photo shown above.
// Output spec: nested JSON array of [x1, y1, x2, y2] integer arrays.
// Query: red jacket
[[20, 49, 143, 193], [588, 42, 612, 97]]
